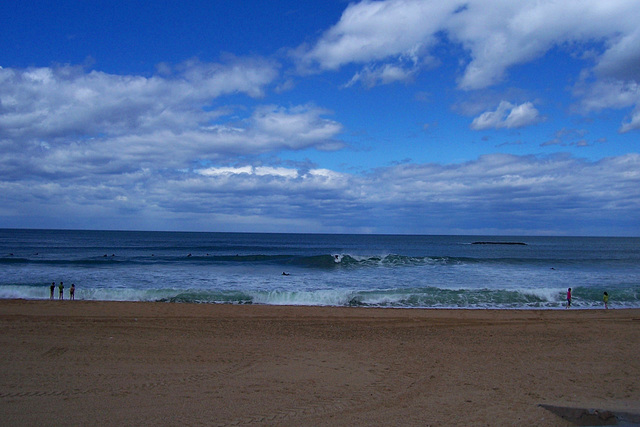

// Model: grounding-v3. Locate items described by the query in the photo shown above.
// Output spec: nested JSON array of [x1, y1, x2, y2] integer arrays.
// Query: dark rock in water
[[472, 241, 527, 245]]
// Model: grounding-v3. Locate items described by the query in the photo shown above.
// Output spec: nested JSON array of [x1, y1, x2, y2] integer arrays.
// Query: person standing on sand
[[70, 284, 75, 300], [59, 282, 64, 300], [566, 288, 571, 308], [603, 291, 609, 309], [50, 282, 55, 300]]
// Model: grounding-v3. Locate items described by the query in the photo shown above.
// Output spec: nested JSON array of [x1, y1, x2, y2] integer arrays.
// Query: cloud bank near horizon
[[2, 145, 638, 235]]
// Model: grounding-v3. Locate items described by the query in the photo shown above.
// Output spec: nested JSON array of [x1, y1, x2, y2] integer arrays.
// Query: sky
[[1, 0, 639, 236]]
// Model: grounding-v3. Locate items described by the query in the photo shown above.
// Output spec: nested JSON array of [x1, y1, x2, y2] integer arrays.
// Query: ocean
[[1, 229, 638, 309]]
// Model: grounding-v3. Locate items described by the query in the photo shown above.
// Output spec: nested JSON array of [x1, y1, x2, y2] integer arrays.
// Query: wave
[[0, 253, 437, 268], [0, 253, 580, 269], [3, 284, 639, 309]]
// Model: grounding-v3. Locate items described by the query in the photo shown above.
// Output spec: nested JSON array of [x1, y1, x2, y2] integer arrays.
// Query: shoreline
[[0, 296, 628, 310], [2, 300, 639, 425]]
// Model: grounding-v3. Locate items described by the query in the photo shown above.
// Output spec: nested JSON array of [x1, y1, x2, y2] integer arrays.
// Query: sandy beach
[[1, 300, 639, 426]]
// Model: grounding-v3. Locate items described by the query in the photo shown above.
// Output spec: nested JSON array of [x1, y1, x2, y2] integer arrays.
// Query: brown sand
[[1, 300, 639, 426]]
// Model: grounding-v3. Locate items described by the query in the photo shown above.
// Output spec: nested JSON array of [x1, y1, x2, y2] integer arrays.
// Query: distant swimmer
[[282, 272, 290, 276]]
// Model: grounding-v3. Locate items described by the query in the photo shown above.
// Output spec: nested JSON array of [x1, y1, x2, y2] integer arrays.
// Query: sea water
[[0, 229, 638, 309]]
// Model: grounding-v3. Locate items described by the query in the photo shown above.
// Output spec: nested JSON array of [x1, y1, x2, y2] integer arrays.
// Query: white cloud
[[470, 101, 542, 130], [345, 63, 417, 87], [594, 27, 640, 81], [620, 108, 640, 133], [299, 0, 640, 131], [0, 62, 346, 177], [197, 166, 301, 179], [297, 0, 640, 92], [0, 59, 278, 142], [445, 0, 640, 90], [298, 0, 454, 71], [250, 105, 344, 150], [197, 166, 254, 177], [574, 78, 640, 132], [576, 79, 640, 112], [195, 165, 347, 183]]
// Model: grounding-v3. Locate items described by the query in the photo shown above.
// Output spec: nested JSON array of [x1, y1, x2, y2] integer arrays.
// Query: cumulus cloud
[[0, 62, 345, 178], [297, 0, 452, 71], [445, 0, 639, 90], [0, 59, 279, 141], [298, 0, 640, 89], [470, 101, 542, 130], [574, 78, 640, 133], [249, 105, 344, 150], [294, 0, 640, 131]]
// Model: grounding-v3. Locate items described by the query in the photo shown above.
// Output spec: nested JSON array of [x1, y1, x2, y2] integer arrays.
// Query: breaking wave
[[3, 284, 638, 309]]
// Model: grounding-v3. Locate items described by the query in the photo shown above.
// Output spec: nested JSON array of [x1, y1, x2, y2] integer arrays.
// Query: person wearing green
[[603, 292, 609, 309], [58, 282, 64, 300]]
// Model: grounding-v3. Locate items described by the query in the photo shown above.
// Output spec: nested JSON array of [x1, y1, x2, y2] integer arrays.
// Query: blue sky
[[1, 0, 639, 235]]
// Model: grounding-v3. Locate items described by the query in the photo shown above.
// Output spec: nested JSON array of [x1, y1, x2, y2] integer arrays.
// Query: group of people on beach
[[49, 282, 75, 300], [566, 288, 609, 309]]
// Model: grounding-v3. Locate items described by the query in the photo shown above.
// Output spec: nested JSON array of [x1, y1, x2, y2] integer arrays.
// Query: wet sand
[[1, 300, 639, 426]]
